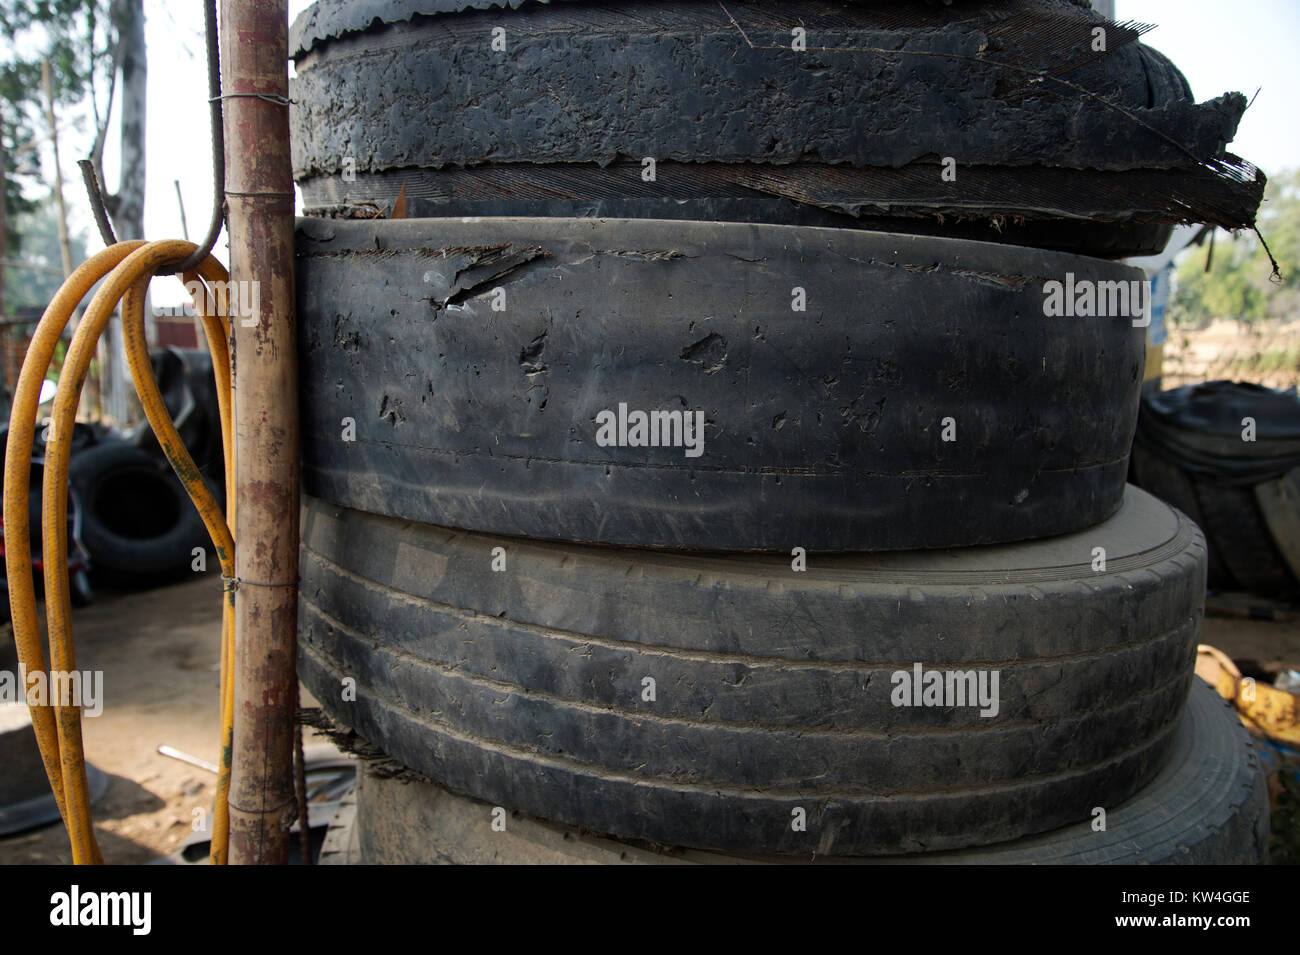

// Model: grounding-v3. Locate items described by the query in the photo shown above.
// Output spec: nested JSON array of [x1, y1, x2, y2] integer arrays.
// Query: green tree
[[1, 0, 115, 315], [1170, 168, 1300, 328], [1, 0, 147, 426], [4, 195, 87, 308]]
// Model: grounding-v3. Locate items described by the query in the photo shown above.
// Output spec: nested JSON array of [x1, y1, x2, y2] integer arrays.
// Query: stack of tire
[[1130, 381, 1300, 600], [290, 0, 1269, 862], [53, 348, 221, 588], [0, 443, 95, 618]]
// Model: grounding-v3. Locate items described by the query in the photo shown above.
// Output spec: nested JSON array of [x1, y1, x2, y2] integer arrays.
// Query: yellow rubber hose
[[4, 240, 145, 862], [179, 264, 235, 865], [118, 260, 237, 863], [174, 263, 236, 864], [7, 239, 235, 864], [172, 263, 237, 866]]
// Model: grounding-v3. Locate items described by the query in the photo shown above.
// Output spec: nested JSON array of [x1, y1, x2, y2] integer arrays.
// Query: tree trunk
[[112, 0, 146, 240], [106, 0, 147, 426], [41, 60, 75, 280]]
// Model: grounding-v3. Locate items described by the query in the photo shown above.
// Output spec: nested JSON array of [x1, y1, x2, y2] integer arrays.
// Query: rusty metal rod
[[221, 0, 299, 865]]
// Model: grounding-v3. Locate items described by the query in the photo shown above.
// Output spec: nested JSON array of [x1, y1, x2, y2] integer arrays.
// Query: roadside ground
[[0, 571, 323, 864]]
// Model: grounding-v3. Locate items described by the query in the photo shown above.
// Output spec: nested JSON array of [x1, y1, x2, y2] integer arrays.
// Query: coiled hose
[[4, 239, 235, 864]]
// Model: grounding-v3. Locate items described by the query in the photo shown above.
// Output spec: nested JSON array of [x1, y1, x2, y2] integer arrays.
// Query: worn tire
[[320, 187, 1177, 260], [68, 568, 93, 608], [1193, 479, 1298, 598], [347, 680, 1267, 864], [289, 1, 1255, 253], [1135, 380, 1300, 486], [67, 442, 213, 582], [1255, 467, 1300, 583], [1129, 443, 1231, 588], [290, 1, 1230, 176], [298, 485, 1206, 856], [298, 215, 1147, 552]]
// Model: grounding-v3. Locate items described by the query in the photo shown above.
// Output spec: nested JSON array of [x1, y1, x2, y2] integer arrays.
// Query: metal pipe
[[221, 0, 299, 866]]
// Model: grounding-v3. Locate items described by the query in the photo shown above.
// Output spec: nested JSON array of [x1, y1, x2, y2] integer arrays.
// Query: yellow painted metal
[[1196, 644, 1300, 745], [1143, 340, 1164, 383]]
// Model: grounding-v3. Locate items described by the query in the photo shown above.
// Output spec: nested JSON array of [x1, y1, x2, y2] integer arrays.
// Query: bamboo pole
[[221, 0, 299, 865]]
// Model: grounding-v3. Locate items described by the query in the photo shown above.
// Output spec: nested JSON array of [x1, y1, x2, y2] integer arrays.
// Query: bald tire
[[345, 680, 1268, 865], [296, 215, 1146, 552], [298, 485, 1208, 856], [1129, 443, 1232, 588]]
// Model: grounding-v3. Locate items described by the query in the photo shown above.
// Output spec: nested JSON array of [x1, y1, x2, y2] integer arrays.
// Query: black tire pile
[[0, 348, 225, 595], [1131, 380, 1300, 600], [291, 0, 1269, 862], [69, 348, 224, 586]]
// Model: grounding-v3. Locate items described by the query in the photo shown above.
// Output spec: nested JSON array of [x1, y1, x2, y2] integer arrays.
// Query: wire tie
[[224, 190, 298, 199], [222, 576, 295, 591], [211, 93, 294, 106]]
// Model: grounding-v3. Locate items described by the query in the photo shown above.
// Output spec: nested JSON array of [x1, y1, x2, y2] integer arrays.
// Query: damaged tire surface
[[346, 680, 1267, 865], [298, 485, 1206, 856], [289, 1, 1262, 252], [297, 216, 1147, 552], [292, 1, 1226, 173]]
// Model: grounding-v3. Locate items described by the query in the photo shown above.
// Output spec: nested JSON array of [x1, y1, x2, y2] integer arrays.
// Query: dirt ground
[[0, 571, 1297, 865], [0, 570, 322, 865], [1162, 317, 1300, 391], [1203, 609, 1300, 673]]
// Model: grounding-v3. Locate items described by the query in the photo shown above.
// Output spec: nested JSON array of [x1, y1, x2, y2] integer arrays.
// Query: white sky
[[41, 0, 1300, 304], [1119, 0, 1300, 175]]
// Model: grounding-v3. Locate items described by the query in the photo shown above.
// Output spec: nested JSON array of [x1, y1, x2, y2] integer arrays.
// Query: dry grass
[[1163, 318, 1300, 390]]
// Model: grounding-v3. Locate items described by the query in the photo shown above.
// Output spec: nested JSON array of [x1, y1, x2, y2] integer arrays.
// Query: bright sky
[[1119, 0, 1300, 176], [49, 0, 1299, 303]]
